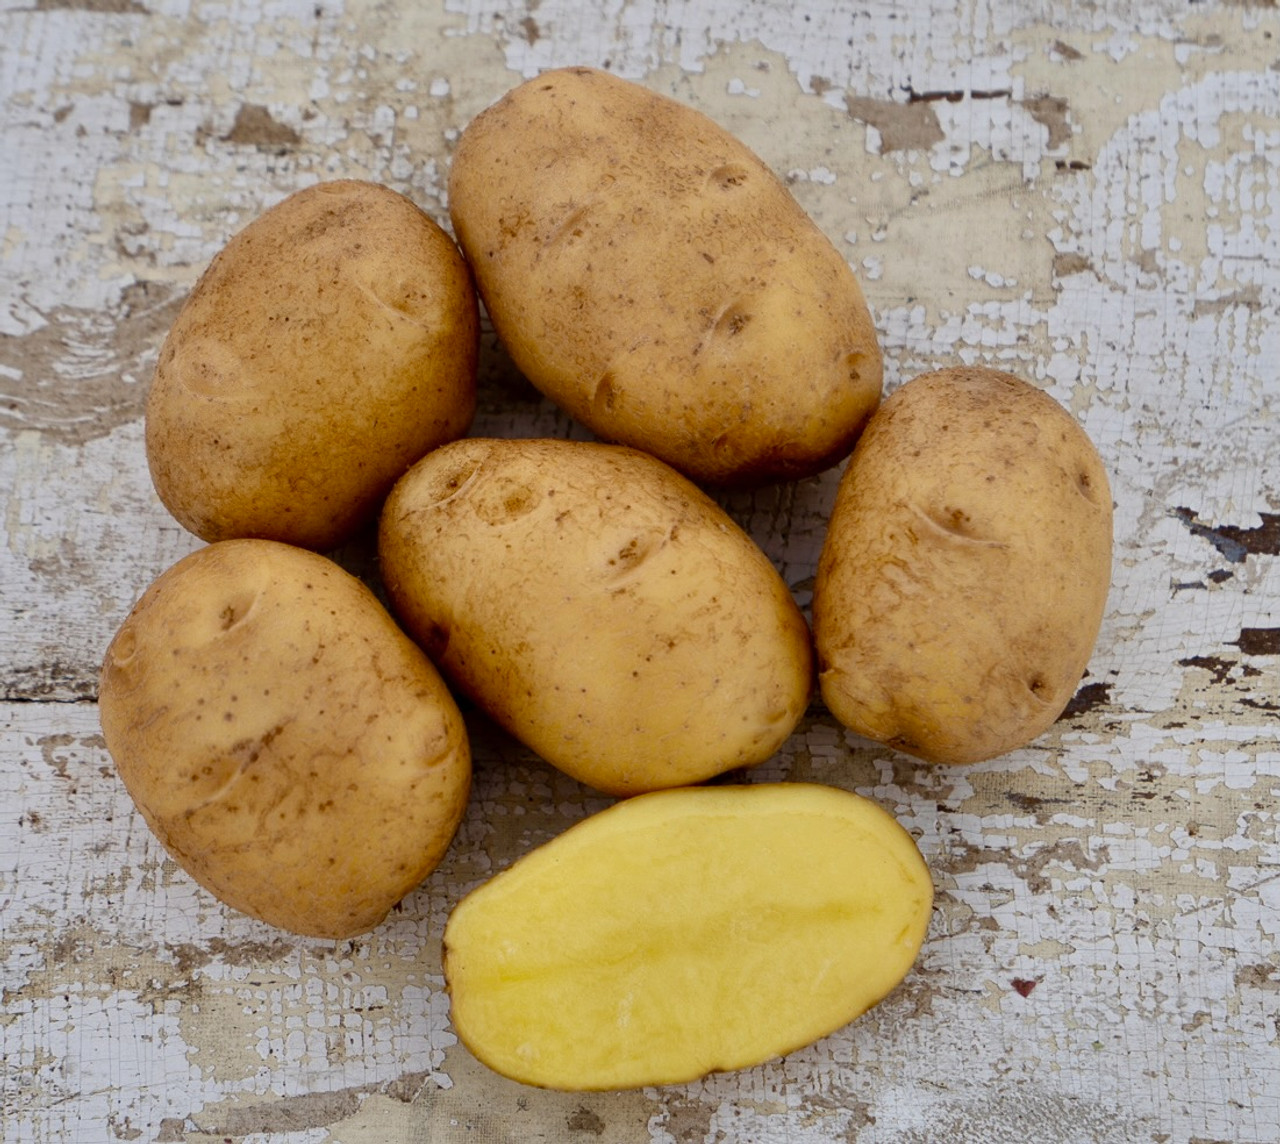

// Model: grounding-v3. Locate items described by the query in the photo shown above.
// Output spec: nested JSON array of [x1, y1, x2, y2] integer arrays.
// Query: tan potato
[[98, 539, 471, 939], [443, 782, 934, 1090], [378, 437, 813, 795], [813, 366, 1113, 764], [146, 179, 478, 551], [447, 67, 882, 486]]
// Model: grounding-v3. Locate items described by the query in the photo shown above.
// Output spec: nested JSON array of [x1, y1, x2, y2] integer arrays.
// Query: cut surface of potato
[[443, 783, 933, 1090]]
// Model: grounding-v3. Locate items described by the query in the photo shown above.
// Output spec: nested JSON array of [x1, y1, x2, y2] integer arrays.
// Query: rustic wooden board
[[3, 1, 1278, 1141]]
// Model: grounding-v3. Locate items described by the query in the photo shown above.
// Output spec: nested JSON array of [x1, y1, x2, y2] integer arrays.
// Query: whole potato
[[99, 539, 471, 939], [146, 179, 478, 551], [813, 367, 1113, 765], [378, 438, 813, 795], [448, 67, 882, 486]]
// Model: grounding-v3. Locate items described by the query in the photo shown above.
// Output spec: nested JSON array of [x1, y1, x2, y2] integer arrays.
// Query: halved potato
[[443, 782, 933, 1090]]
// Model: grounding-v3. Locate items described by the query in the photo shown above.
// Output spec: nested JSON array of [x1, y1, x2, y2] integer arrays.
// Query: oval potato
[[378, 437, 813, 795], [443, 782, 934, 1091], [448, 67, 882, 486], [146, 179, 479, 551], [99, 539, 471, 938], [813, 366, 1113, 764]]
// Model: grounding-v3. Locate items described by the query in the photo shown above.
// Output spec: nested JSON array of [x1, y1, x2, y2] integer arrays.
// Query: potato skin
[[98, 540, 471, 939], [448, 67, 882, 486], [813, 367, 1113, 765], [378, 438, 813, 796], [146, 180, 479, 551]]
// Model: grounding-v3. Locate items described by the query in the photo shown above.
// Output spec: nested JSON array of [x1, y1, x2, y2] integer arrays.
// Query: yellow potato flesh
[[443, 783, 933, 1090]]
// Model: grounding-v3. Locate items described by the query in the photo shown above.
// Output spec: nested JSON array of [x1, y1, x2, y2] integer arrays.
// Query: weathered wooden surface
[[3, 1, 1278, 1141]]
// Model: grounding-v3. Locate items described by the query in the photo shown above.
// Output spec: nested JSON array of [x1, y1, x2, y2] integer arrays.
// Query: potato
[[98, 539, 471, 939], [146, 179, 478, 551], [813, 366, 1113, 764], [378, 437, 813, 796], [443, 782, 933, 1090], [447, 67, 882, 486]]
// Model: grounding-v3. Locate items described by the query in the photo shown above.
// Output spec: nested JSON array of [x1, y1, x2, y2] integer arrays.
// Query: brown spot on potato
[[593, 370, 618, 414], [1075, 468, 1101, 504], [505, 488, 535, 515], [417, 456, 483, 508], [232, 723, 286, 766], [708, 163, 750, 190], [714, 303, 752, 337], [219, 592, 256, 630], [604, 531, 668, 580], [913, 502, 1003, 546], [545, 202, 594, 249], [471, 473, 542, 524], [844, 348, 872, 385], [421, 621, 451, 661], [610, 537, 644, 568], [108, 625, 138, 667]]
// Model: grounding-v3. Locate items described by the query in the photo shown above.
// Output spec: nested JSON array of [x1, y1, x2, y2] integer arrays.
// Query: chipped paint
[[0, 281, 181, 445]]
